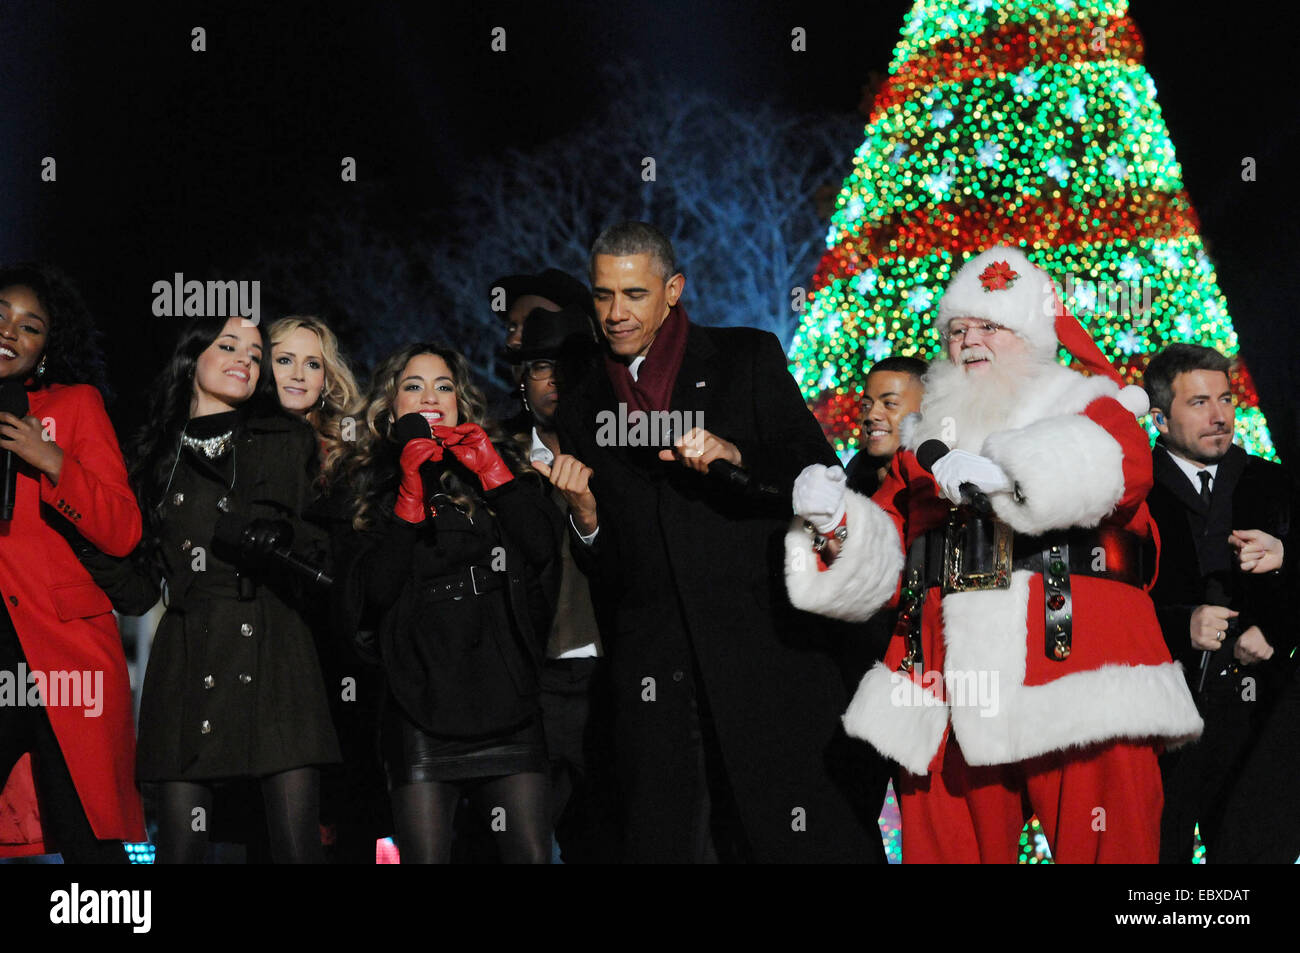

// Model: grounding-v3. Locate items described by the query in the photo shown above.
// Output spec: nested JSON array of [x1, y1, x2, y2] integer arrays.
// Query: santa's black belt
[[895, 518, 1144, 672]]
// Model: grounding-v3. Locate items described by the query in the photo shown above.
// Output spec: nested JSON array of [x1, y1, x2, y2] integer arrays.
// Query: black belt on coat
[[423, 564, 505, 604], [896, 515, 1145, 671]]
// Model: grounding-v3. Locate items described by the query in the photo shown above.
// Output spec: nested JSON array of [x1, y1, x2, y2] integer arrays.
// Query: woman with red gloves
[[0, 263, 145, 861], [333, 343, 562, 863]]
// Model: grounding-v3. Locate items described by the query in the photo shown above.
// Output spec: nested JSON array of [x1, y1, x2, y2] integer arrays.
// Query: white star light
[[824, 224, 838, 248], [969, 0, 995, 12], [1012, 69, 1040, 96], [1156, 245, 1184, 271], [976, 140, 1003, 167], [1116, 329, 1143, 355], [866, 337, 893, 362], [1045, 156, 1069, 183], [1073, 283, 1097, 313], [907, 287, 934, 312], [852, 269, 878, 295], [1174, 314, 1193, 338], [891, 143, 910, 163], [1118, 259, 1144, 281], [1104, 155, 1128, 179], [1066, 92, 1087, 121], [931, 107, 954, 128], [846, 195, 866, 220], [927, 168, 955, 197], [818, 364, 836, 389]]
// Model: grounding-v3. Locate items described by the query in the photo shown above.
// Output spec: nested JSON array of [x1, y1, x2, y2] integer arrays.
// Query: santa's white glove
[[792, 464, 848, 534], [930, 449, 1012, 504]]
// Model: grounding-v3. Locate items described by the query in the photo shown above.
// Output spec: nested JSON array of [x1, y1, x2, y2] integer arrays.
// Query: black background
[[3, 0, 1296, 457]]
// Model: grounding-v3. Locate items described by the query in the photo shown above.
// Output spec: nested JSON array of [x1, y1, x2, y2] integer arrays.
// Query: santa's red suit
[[786, 247, 1202, 863]]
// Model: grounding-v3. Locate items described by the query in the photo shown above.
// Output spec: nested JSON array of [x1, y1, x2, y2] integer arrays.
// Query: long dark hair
[[337, 342, 526, 530], [0, 262, 109, 397], [129, 317, 276, 535]]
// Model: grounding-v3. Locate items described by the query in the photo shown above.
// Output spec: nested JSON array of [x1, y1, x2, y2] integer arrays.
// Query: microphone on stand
[[0, 379, 30, 522]]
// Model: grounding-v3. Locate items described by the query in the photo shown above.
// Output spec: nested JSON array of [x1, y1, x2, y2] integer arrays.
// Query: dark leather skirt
[[381, 698, 547, 785]]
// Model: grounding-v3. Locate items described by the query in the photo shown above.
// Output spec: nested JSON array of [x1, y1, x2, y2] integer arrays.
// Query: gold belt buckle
[[942, 508, 1013, 594]]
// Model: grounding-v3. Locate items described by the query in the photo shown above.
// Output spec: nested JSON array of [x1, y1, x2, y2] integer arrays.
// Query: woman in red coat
[[0, 263, 145, 861]]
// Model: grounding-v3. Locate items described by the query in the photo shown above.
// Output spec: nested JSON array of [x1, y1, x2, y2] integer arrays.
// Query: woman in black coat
[[129, 316, 341, 863], [334, 342, 561, 864]]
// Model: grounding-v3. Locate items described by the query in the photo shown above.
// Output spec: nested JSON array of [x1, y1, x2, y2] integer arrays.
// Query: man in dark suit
[[1142, 343, 1298, 863], [541, 221, 880, 863]]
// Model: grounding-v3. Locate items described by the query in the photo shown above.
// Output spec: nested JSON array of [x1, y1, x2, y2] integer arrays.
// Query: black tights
[[155, 767, 324, 864], [391, 771, 550, 864]]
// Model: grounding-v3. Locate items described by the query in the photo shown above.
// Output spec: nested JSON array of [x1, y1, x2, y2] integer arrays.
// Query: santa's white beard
[[918, 348, 1058, 452]]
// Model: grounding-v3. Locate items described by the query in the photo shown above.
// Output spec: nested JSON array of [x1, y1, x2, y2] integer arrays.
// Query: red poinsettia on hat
[[978, 260, 1019, 291]]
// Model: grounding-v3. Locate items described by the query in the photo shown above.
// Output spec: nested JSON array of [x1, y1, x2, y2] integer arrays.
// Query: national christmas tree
[[789, 0, 1276, 462]]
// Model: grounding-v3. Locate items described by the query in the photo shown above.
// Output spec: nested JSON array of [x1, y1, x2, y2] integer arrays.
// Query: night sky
[[4, 0, 1297, 456]]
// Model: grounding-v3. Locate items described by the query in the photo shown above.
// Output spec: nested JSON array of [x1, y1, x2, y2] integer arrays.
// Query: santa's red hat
[[936, 246, 1149, 416]]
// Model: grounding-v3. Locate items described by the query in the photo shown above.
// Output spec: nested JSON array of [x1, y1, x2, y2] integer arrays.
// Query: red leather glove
[[395, 438, 444, 524], [433, 423, 514, 491]]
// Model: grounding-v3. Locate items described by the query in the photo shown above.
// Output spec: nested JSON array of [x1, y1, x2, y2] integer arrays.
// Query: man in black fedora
[[507, 308, 620, 862], [489, 268, 597, 361]]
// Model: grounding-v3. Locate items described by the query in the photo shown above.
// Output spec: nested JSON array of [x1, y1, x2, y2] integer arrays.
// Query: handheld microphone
[[914, 438, 992, 516], [664, 423, 779, 499], [393, 412, 436, 445], [0, 380, 29, 522], [213, 511, 334, 587]]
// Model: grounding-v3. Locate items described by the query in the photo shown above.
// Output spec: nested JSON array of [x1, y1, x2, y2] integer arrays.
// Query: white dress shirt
[[1167, 449, 1219, 497]]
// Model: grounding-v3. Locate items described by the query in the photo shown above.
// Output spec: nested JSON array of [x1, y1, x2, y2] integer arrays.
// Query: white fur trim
[[843, 663, 950, 776], [941, 570, 1203, 766], [937, 247, 1058, 360], [982, 413, 1125, 535], [783, 489, 903, 623], [1117, 384, 1150, 417], [899, 411, 922, 451]]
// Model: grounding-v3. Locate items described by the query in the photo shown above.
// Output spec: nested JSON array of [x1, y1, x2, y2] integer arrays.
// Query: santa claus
[[787, 246, 1202, 863]]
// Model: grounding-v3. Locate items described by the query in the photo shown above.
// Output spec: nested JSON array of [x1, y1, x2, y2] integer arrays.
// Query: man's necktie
[[1198, 470, 1213, 507]]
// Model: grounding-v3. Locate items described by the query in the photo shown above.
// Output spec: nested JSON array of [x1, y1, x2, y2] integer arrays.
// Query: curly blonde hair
[[340, 343, 521, 530], [268, 315, 364, 484]]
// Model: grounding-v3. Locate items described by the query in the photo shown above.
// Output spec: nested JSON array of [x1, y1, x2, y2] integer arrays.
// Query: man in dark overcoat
[[544, 221, 880, 863], [1142, 343, 1298, 863]]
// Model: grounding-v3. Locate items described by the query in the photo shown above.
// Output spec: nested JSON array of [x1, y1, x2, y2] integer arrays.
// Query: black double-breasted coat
[[556, 321, 881, 862], [133, 412, 341, 781]]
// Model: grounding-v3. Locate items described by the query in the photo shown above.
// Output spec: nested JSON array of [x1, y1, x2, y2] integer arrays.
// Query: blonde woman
[[268, 315, 391, 862], [267, 315, 362, 484]]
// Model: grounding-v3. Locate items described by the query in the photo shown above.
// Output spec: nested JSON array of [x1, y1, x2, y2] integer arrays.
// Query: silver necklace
[[180, 429, 234, 459]]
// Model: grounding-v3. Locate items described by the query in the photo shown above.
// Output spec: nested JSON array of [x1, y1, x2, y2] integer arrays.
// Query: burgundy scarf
[[603, 304, 690, 413]]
